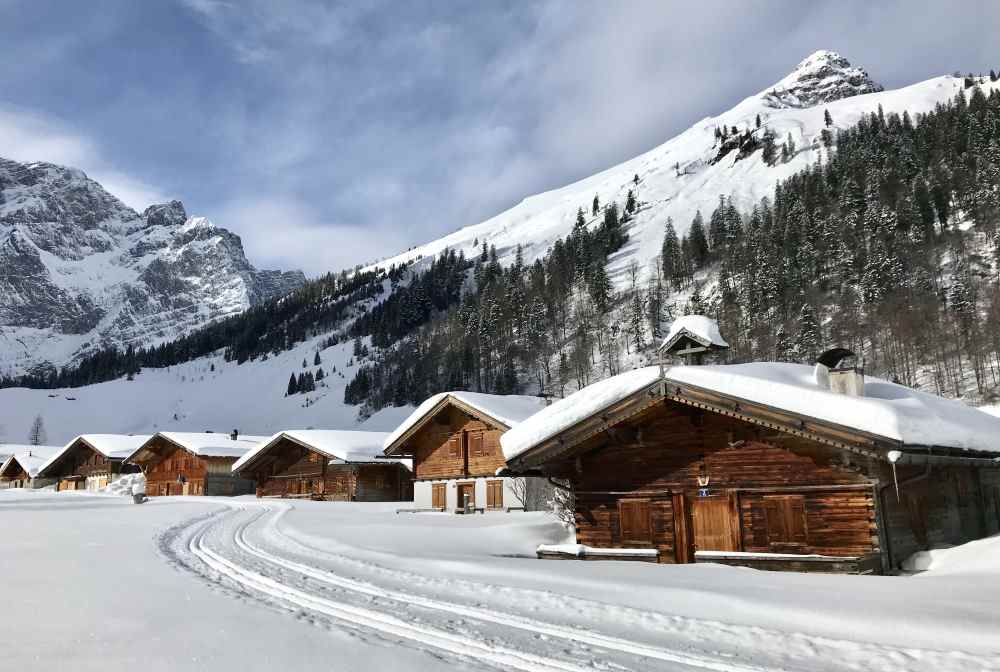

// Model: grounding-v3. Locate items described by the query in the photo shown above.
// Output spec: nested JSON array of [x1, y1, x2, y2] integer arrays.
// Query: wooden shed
[[36, 435, 147, 491], [502, 362, 1000, 573], [232, 430, 412, 501], [125, 431, 262, 497], [384, 391, 550, 512], [0, 445, 62, 489]]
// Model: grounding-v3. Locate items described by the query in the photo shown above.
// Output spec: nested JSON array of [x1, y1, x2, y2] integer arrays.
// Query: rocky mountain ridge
[[0, 158, 304, 376]]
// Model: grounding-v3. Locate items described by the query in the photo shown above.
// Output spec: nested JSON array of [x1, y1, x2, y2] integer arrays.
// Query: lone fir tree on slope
[[28, 414, 47, 446]]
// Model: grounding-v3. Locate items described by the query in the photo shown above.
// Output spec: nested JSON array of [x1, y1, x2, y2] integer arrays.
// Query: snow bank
[[537, 543, 658, 558], [385, 391, 549, 452], [101, 472, 145, 496], [501, 367, 662, 460], [905, 535, 1000, 575]]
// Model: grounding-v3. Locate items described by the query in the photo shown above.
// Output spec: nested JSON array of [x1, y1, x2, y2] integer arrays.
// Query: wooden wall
[[405, 405, 506, 481], [142, 437, 252, 497], [566, 400, 878, 564], [249, 437, 411, 501], [45, 441, 132, 483]]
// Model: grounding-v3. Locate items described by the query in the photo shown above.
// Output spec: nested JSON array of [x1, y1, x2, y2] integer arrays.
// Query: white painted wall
[[412, 476, 545, 512]]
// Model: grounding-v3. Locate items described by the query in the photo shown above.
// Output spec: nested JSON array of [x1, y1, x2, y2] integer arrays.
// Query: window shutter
[[618, 499, 652, 544], [448, 436, 461, 458], [763, 496, 808, 549], [470, 432, 485, 458]]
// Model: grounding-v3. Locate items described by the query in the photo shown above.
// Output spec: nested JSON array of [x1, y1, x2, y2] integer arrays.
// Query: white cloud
[[213, 196, 408, 277], [0, 105, 168, 210]]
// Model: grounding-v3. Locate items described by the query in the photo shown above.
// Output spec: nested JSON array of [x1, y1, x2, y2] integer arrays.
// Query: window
[[470, 432, 485, 458], [762, 495, 808, 550], [486, 480, 503, 509], [447, 436, 461, 459], [431, 483, 446, 509], [373, 474, 386, 489], [618, 499, 653, 544]]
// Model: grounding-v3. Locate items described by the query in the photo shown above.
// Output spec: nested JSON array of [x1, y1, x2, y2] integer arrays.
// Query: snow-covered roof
[[660, 315, 729, 350], [139, 432, 269, 460], [0, 445, 62, 478], [502, 363, 1000, 462], [501, 367, 662, 461], [232, 430, 408, 473], [383, 391, 549, 453], [37, 434, 153, 476]]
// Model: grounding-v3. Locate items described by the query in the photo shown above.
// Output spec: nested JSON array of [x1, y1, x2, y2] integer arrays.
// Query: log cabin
[[502, 354, 1000, 574], [125, 431, 263, 496], [36, 435, 147, 491], [0, 445, 62, 489], [232, 430, 413, 501], [383, 391, 550, 512]]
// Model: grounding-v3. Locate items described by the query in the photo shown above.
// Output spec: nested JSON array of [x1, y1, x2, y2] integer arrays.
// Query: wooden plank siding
[[244, 437, 411, 502], [406, 405, 508, 482], [41, 439, 136, 489], [139, 436, 254, 497], [557, 399, 881, 566]]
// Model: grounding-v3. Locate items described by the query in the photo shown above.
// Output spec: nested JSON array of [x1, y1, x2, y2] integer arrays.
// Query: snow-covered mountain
[[0, 159, 305, 376], [363, 51, 969, 289], [2, 50, 995, 441]]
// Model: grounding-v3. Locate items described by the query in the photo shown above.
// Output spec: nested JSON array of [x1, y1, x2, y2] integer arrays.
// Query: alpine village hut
[[0, 445, 62, 489], [36, 435, 147, 491], [125, 431, 263, 496], [501, 316, 1000, 574], [232, 430, 413, 501], [383, 392, 550, 512]]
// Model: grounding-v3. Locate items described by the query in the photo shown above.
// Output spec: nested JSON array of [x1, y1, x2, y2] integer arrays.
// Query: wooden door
[[431, 483, 446, 509], [457, 482, 475, 509], [690, 496, 737, 553]]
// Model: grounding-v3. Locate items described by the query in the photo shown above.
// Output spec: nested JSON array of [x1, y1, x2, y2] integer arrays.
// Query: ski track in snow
[[157, 502, 997, 672]]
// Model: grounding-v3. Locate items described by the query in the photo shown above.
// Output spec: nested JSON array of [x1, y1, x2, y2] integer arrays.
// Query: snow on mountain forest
[[2, 51, 999, 443]]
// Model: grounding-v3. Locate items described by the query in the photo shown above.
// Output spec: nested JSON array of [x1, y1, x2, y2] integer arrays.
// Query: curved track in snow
[[159, 502, 998, 672]]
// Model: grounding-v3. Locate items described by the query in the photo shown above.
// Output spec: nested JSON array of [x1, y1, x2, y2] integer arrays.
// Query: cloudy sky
[[1, 1, 997, 275]]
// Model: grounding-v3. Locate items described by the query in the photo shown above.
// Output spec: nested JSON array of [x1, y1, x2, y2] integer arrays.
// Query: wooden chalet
[[36, 435, 146, 491], [502, 344, 1000, 573], [125, 431, 262, 496], [0, 445, 61, 489], [384, 391, 549, 512], [232, 430, 412, 501]]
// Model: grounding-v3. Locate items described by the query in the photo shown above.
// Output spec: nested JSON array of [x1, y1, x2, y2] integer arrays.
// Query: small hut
[[125, 431, 263, 496], [384, 392, 549, 512], [0, 445, 62, 489], [36, 435, 147, 491], [232, 430, 412, 501], [503, 319, 1000, 573]]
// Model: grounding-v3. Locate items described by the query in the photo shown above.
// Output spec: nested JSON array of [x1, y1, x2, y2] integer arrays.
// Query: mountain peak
[[762, 50, 883, 109]]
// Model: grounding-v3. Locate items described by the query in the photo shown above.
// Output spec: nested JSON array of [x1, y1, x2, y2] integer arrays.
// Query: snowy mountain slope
[[0, 332, 409, 445], [362, 51, 980, 289], [0, 161, 305, 376]]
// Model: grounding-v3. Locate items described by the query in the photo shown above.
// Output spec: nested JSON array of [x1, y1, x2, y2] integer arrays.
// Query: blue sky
[[1, 1, 998, 275]]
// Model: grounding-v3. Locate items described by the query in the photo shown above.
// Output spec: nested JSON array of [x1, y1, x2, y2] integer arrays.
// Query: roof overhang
[[383, 394, 512, 457], [506, 376, 1000, 473], [36, 437, 124, 478]]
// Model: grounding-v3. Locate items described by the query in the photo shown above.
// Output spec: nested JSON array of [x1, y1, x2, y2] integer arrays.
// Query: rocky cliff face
[[0, 158, 304, 376], [762, 50, 884, 109]]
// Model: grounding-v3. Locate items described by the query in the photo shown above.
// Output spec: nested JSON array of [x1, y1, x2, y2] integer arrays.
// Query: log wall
[[406, 405, 506, 481]]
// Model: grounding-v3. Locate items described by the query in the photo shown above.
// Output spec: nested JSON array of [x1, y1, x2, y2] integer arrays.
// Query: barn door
[[690, 496, 737, 553]]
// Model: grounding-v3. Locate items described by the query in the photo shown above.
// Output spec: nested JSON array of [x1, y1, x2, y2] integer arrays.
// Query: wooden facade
[[132, 435, 255, 497], [384, 395, 541, 512], [0, 459, 32, 489], [508, 379, 1000, 573], [37, 439, 138, 491], [239, 435, 412, 502]]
